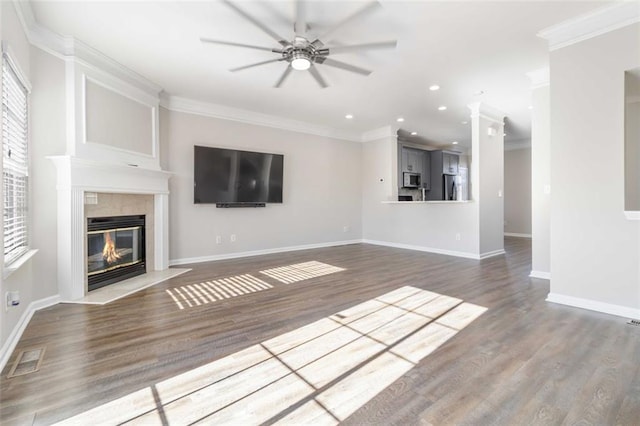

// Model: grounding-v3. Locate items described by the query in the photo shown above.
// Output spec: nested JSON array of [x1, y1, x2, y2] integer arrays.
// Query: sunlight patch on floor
[[166, 274, 272, 309], [56, 286, 487, 425], [260, 261, 345, 284]]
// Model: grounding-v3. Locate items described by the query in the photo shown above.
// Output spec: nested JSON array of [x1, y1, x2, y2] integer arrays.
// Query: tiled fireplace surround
[[50, 156, 172, 301]]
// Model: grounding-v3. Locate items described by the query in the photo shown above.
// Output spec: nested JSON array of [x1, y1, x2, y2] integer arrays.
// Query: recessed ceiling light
[[411, 131, 417, 136], [461, 121, 468, 125], [397, 117, 405, 122], [345, 114, 354, 119], [503, 133, 507, 137], [528, 105, 533, 110], [438, 106, 447, 111], [452, 141, 459, 145], [429, 85, 440, 91]]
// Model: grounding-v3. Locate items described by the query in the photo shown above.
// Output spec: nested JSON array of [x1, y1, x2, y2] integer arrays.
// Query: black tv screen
[[194, 145, 284, 204]]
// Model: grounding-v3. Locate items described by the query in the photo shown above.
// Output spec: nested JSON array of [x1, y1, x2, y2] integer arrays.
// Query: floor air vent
[[7, 347, 45, 378]]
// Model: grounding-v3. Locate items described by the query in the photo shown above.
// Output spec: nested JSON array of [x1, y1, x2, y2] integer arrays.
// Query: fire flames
[[102, 232, 121, 264]]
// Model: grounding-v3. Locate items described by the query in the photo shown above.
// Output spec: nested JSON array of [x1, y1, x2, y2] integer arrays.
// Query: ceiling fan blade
[[222, 0, 288, 46], [309, 65, 328, 88], [325, 40, 397, 55], [274, 65, 293, 88], [314, 1, 380, 44], [200, 38, 283, 53], [320, 58, 372, 76], [230, 58, 284, 72], [294, 0, 307, 37]]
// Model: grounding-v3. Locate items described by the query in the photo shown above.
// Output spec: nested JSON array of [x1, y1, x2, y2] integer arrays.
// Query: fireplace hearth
[[87, 215, 146, 291]]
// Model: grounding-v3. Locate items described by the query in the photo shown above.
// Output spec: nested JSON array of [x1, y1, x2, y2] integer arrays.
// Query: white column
[[154, 193, 169, 270], [527, 68, 551, 279], [468, 102, 505, 258], [56, 186, 85, 300]]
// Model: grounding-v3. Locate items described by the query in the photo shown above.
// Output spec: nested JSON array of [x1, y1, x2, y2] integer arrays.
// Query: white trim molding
[[362, 239, 486, 260], [478, 249, 506, 260], [538, 2, 640, 51], [504, 232, 532, 238], [361, 125, 398, 143], [467, 102, 506, 125], [160, 95, 363, 143], [13, 0, 162, 95], [547, 292, 640, 320], [624, 211, 640, 220], [530, 270, 551, 280], [526, 68, 550, 89], [170, 240, 363, 266], [0, 295, 60, 373]]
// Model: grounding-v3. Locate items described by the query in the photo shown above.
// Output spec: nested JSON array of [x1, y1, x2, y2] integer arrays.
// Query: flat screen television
[[194, 145, 284, 204]]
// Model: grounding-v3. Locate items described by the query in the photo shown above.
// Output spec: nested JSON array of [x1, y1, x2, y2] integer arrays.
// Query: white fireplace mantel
[[49, 155, 172, 301]]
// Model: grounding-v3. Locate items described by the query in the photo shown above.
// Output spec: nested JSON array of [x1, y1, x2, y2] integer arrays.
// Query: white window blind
[[2, 54, 29, 265]]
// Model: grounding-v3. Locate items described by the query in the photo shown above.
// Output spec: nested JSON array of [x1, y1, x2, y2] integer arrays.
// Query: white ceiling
[[30, 0, 610, 147]]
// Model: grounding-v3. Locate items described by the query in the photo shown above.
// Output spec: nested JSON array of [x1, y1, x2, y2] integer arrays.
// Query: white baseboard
[[170, 239, 363, 266], [362, 239, 483, 260], [479, 249, 506, 259], [170, 238, 501, 266], [504, 233, 532, 238], [530, 270, 551, 280], [0, 294, 60, 373], [547, 293, 640, 319]]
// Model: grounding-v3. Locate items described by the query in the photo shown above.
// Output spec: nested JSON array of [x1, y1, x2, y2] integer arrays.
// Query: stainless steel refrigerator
[[444, 174, 458, 201]]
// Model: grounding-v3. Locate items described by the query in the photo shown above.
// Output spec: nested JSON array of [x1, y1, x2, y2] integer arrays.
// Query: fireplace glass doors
[[87, 215, 146, 291]]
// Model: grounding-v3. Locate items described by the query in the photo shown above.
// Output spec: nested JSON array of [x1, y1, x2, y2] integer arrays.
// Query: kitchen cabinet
[[398, 144, 430, 189], [402, 147, 423, 174], [443, 152, 459, 175]]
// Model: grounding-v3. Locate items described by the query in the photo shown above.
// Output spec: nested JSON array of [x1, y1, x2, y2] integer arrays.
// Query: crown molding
[[361, 125, 398, 142], [538, 2, 640, 51], [14, 0, 394, 144], [13, 0, 162, 96], [467, 101, 506, 124], [526, 68, 550, 89], [160, 95, 363, 143]]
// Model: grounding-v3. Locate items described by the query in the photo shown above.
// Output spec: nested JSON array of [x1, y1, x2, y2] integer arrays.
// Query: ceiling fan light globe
[[291, 57, 311, 71]]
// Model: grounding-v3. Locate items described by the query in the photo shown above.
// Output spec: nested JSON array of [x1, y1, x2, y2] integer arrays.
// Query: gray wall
[[0, 4, 65, 350], [160, 108, 363, 263], [361, 136, 481, 257], [504, 147, 532, 235], [531, 84, 551, 276], [550, 23, 640, 312]]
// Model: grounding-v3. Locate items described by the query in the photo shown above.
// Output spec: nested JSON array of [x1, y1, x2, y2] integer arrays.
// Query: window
[[2, 51, 30, 265]]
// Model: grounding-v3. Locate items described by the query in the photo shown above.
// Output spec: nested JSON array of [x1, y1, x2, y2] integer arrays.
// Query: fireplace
[[87, 215, 146, 291]]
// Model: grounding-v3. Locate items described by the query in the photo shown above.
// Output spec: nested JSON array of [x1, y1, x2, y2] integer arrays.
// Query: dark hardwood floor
[[1, 238, 639, 425]]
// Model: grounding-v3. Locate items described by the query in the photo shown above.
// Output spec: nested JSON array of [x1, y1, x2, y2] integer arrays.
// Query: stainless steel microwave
[[403, 172, 421, 188]]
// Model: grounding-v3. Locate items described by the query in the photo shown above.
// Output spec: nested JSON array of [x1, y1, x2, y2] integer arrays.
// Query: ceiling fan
[[200, 0, 397, 88]]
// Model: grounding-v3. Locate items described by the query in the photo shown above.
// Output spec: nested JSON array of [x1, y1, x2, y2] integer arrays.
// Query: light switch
[[498, 190, 503, 197], [544, 184, 551, 194]]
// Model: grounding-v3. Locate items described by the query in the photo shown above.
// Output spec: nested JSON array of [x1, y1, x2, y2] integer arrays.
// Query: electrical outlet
[[216, 235, 222, 244], [230, 234, 236, 242], [5, 291, 19, 312], [343, 225, 349, 233], [544, 184, 551, 195], [455, 233, 461, 241]]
